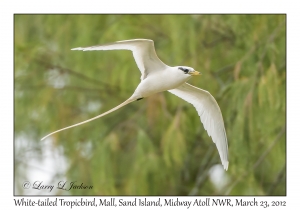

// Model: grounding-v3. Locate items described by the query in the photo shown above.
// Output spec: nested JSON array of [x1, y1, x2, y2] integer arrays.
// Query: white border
[[2, 0, 297, 209]]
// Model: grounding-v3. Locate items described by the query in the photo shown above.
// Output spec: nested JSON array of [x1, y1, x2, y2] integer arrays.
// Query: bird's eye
[[179, 67, 189, 74]]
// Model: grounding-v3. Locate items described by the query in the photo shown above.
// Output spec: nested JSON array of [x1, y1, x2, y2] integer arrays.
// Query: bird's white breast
[[132, 67, 191, 98]]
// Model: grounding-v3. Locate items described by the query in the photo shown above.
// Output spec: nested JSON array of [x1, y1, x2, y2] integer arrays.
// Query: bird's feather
[[41, 98, 137, 141], [71, 39, 167, 80], [168, 83, 229, 170]]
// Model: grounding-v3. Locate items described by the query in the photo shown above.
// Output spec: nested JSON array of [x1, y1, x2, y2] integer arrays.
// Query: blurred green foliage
[[14, 14, 286, 195]]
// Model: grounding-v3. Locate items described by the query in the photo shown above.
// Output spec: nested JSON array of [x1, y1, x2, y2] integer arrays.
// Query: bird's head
[[178, 66, 201, 76]]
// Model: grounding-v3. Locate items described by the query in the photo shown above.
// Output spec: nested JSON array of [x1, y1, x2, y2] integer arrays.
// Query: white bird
[[41, 39, 229, 170]]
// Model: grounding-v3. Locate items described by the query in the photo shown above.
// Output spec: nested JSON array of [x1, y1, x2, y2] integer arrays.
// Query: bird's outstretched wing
[[72, 39, 167, 80], [168, 83, 229, 170]]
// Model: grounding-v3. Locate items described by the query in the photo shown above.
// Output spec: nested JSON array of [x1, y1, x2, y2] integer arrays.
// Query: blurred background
[[14, 14, 286, 195]]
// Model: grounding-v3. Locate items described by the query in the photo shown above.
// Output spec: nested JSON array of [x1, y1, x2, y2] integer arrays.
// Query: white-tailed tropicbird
[[41, 39, 229, 170]]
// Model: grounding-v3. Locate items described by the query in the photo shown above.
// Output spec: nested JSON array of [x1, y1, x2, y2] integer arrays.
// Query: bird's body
[[132, 66, 190, 99], [41, 39, 229, 170]]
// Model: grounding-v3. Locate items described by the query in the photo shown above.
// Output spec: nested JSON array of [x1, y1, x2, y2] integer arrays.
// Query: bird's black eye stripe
[[179, 67, 189, 74]]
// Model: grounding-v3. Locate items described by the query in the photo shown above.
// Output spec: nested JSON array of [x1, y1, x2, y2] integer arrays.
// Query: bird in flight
[[41, 39, 229, 170]]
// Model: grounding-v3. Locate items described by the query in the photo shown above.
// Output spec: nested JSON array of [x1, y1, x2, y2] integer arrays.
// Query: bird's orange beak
[[189, 71, 201, 76]]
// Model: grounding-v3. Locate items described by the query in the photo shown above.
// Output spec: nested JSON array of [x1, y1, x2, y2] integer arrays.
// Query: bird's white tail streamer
[[41, 98, 137, 141]]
